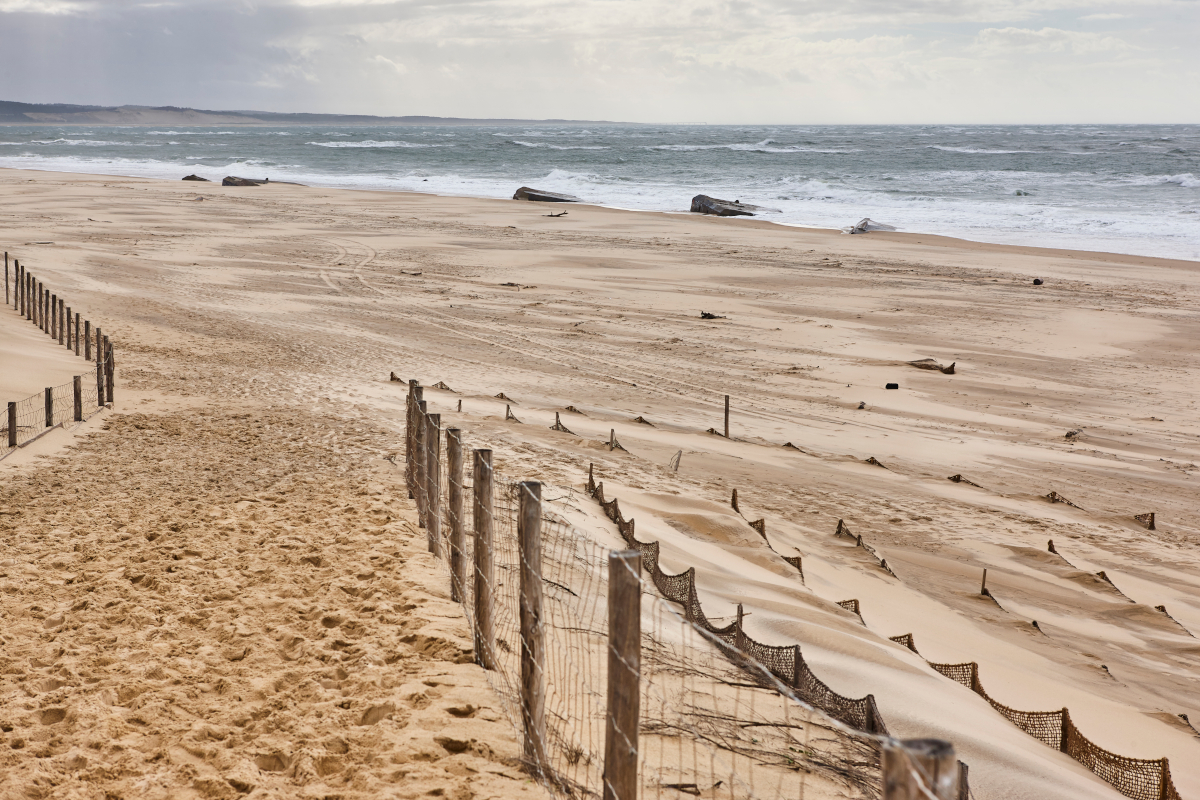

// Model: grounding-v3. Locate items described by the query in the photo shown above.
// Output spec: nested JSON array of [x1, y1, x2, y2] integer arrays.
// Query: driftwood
[[908, 358, 956, 375], [700, 311, 726, 320], [512, 187, 581, 203]]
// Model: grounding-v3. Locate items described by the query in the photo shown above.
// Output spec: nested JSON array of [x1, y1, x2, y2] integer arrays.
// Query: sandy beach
[[1, 167, 1198, 800]]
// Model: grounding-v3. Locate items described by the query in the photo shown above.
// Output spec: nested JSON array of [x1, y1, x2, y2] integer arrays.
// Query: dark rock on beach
[[182, 174, 210, 182], [512, 187, 581, 203], [222, 176, 267, 187], [690, 195, 762, 217]]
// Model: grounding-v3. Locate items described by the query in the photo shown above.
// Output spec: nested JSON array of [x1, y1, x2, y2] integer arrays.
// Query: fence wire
[[1, 368, 105, 459], [409, 407, 886, 800]]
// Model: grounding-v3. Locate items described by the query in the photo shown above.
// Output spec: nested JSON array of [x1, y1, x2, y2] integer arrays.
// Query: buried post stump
[[517, 481, 548, 776], [473, 449, 496, 670], [603, 550, 642, 800], [882, 739, 959, 799]]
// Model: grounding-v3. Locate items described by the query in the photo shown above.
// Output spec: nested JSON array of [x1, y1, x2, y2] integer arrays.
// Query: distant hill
[[0, 100, 618, 126]]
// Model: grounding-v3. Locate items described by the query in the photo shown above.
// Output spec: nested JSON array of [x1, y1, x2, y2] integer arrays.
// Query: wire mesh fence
[[407, 407, 893, 800], [1, 368, 106, 459]]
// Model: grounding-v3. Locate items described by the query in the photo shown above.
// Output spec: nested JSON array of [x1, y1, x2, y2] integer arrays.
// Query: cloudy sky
[[1, 0, 1196, 123]]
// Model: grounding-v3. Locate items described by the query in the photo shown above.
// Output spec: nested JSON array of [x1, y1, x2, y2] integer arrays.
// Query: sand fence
[[404, 381, 970, 800], [2, 253, 114, 458]]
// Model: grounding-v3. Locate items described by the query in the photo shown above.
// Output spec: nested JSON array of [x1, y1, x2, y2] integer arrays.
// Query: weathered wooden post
[[74, 313, 80, 356], [73, 376, 83, 422], [446, 427, 466, 602], [50, 293, 55, 335], [414, 400, 427, 527], [7, 402, 16, 448], [882, 739, 959, 799], [95, 327, 105, 406], [473, 449, 496, 670], [84, 320, 91, 360], [406, 381, 421, 500], [603, 550, 642, 800], [104, 340, 114, 404], [3, 252, 7, 306], [65, 306, 71, 349], [609, 428, 615, 451], [44, 387, 53, 428], [980, 569, 988, 596], [58, 299, 65, 345], [724, 394, 730, 438], [425, 413, 442, 556], [518, 480, 548, 776]]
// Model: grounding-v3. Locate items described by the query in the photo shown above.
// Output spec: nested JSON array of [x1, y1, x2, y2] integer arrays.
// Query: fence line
[[404, 383, 972, 800], [3, 252, 113, 459]]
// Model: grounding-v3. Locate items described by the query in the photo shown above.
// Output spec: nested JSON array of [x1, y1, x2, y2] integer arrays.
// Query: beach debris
[[222, 176, 266, 186], [504, 404, 521, 423], [885, 382, 899, 390], [543, 211, 568, 217], [668, 450, 681, 472], [689, 195, 779, 217], [389, 372, 404, 382], [499, 282, 521, 288], [182, 174, 210, 182], [1065, 428, 1083, 439], [858, 401, 866, 409], [607, 428, 628, 452], [495, 392, 516, 403], [947, 474, 982, 488], [782, 441, 802, 450], [700, 311, 726, 320], [843, 218, 898, 234], [399, 270, 422, 276], [512, 187, 582, 203], [864, 457, 887, 468], [1033, 278, 1044, 285], [908, 358, 956, 374], [631, 416, 654, 426], [563, 405, 585, 415], [705, 427, 727, 437], [432, 381, 455, 392], [1045, 491, 1083, 509], [549, 412, 575, 435], [1134, 512, 1156, 530]]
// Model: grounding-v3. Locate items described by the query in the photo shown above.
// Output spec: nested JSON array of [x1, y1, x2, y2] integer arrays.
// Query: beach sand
[[0, 167, 1197, 800]]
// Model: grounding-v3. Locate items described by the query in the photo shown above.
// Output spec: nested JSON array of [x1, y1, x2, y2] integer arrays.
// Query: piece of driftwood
[[908, 358, 956, 374], [512, 186, 581, 203], [700, 311, 726, 320]]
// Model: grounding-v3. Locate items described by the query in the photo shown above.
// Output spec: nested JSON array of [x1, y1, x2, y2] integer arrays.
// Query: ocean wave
[[1162, 173, 1200, 188], [30, 139, 147, 147], [649, 139, 860, 154], [308, 140, 450, 148], [509, 140, 608, 150], [928, 146, 1035, 154]]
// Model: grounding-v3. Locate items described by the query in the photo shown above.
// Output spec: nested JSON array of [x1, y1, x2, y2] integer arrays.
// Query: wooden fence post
[[50, 293, 56, 336], [58, 299, 65, 345], [95, 327, 105, 406], [3, 252, 7, 306], [425, 413, 442, 556], [406, 382, 421, 500], [7, 402, 16, 448], [518, 480, 548, 776], [74, 313, 80, 356], [603, 550, 642, 800], [84, 320, 91, 360], [44, 387, 53, 428], [65, 306, 71, 349], [882, 739, 959, 799], [415, 400, 427, 527], [73, 376, 82, 422], [104, 340, 114, 404], [724, 394, 730, 438], [473, 449, 495, 670], [446, 427, 466, 602]]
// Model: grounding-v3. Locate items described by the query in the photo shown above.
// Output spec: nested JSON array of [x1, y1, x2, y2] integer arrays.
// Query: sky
[[0, 0, 1196, 123]]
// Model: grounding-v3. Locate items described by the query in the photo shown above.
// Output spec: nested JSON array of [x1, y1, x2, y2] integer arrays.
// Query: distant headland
[[0, 100, 622, 126]]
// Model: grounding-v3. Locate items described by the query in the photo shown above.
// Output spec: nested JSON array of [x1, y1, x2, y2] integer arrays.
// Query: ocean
[[1, 123, 1197, 261]]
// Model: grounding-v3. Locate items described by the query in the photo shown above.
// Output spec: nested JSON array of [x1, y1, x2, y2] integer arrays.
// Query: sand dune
[[0, 167, 1197, 800]]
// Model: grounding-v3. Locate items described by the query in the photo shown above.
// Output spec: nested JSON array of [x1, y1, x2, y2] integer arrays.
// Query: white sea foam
[[510, 140, 608, 150], [1163, 173, 1200, 188], [308, 140, 450, 148]]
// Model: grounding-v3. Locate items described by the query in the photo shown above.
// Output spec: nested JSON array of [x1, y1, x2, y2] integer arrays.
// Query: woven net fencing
[[920, 646, 1181, 800]]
